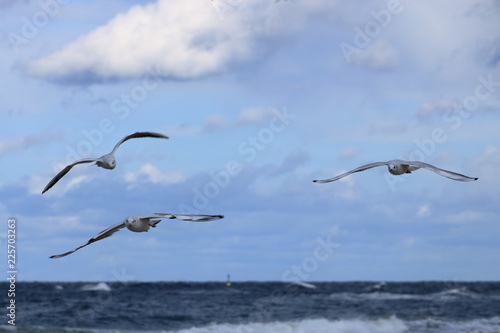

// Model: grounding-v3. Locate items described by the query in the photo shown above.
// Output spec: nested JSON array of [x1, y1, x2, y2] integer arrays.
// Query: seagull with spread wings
[[50, 213, 224, 258], [313, 159, 478, 183], [42, 132, 169, 194]]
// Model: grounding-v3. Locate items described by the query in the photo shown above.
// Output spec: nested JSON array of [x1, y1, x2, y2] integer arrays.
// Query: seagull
[[42, 132, 169, 194], [50, 213, 224, 258], [313, 159, 478, 183]]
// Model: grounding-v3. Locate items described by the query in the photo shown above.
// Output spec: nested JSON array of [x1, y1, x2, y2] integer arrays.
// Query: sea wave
[[80, 282, 112, 292], [2, 316, 500, 333], [330, 291, 425, 301], [0, 317, 407, 333], [170, 316, 407, 333], [330, 287, 480, 301], [408, 316, 500, 333]]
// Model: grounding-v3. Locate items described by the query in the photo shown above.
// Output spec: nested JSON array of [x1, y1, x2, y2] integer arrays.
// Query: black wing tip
[[312, 180, 318, 183], [41, 184, 53, 194], [42, 181, 54, 194], [133, 131, 169, 139], [473, 177, 478, 181], [50, 250, 74, 259]]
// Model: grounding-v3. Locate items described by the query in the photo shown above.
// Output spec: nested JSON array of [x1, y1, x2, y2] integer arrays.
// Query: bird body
[[387, 159, 420, 175], [50, 213, 224, 258], [124, 216, 155, 232], [313, 159, 478, 183], [95, 154, 117, 170], [42, 132, 168, 193]]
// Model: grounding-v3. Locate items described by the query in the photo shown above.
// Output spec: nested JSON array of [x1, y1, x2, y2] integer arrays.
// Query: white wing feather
[[408, 161, 478, 181], [50, 222, 125, 259], [313, 162, 388, 183]]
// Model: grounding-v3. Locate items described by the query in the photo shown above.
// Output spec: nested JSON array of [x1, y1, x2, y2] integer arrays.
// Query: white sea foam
[[80, 282, 112, 292], [330, 288, 479, 302], [330, 292, 426, 301], [1, 317, 499, 333], [170, 316, 407, 333], [436, 287, 477, 298], [289, 281, 317, 289], [408, 316, 500, 333], [360, 292, 424, 300]]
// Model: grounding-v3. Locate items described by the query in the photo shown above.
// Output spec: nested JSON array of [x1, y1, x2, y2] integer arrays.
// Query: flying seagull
[[313, 159, 478, 183], [42, 132, 169, 194], [50, 213, 224, 258]]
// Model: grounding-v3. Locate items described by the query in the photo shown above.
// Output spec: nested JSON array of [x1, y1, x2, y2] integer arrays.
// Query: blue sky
[[1, 0, 499, 282]]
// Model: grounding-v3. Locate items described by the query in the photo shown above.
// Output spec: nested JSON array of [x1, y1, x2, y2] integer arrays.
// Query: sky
[[1, 0, 499, 282]]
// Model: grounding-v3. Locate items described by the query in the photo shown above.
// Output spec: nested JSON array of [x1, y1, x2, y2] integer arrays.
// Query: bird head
[[105, 157, 116, 169], [388, 163, 399, 175], [125, 217, 136, 228]]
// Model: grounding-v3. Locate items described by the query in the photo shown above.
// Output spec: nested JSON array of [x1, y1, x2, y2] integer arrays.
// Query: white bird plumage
[[42, 131, 169, 194], [49, 213, 224, 258], [313, 159, 478, 183]]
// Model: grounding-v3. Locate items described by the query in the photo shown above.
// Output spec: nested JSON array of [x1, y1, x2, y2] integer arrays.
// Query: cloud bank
[[26, 0, 336, 83]]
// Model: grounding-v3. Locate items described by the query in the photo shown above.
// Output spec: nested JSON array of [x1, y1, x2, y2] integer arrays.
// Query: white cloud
[[350, 40, 400, 71], [0, 131, 64, 157], [368, 119, 410, 136], [467, 145, 500, 192], [166, 123, 201, 137], [416, 204, 430, 218], [338, 147, 360, 160], [26, 0, 338, 83], [472, 145, 500, 168], [29, 215, 97, 237], [404, 237, 418, 247], [27, 1, 256, 81], [166, 107, 287, 136], [234, 107, 279, 127], [415, 99, 459, 118], [65, 175, 92, 192], [446, 210, 482, 224], [29, 173, 92, 196], [203, 114, 228, 132], [126, 163, 186, 185]]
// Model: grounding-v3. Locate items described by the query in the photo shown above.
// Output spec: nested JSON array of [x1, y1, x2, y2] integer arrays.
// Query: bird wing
[[42, 158, 99, 194], [111, 131, 169, 154], [142, 213, 224, 222], [313, 162, 388, 183], [408, 161, 478, 182], [50, 222, 126, 259]]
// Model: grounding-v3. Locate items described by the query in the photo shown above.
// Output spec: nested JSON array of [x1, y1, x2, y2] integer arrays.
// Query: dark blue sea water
[[1, 281, 500, 332]]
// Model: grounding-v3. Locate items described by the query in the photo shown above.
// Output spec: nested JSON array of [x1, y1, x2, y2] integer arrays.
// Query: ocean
[[2, 281, 500, 333]]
